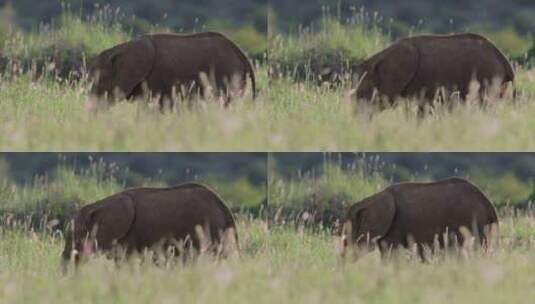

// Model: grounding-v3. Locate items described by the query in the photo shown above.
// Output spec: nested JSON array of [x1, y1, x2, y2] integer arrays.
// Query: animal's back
[[144, 32, 250, 93], [130, 183, 234, 227], [120, 183, 235, 248], [147, 32, 244, 63], [406, 34, 512, 94], [383, 178, 497, 244]]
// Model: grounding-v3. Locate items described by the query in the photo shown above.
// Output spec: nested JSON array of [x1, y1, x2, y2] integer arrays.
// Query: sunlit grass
[[0, 67, 268, 151]]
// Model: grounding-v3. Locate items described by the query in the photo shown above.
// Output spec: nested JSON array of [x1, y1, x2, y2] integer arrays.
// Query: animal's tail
[[229, 40, 256, 99], [482, 202, 500, 252], [245, 57, 257, 99], [187, 31, 256, 99]]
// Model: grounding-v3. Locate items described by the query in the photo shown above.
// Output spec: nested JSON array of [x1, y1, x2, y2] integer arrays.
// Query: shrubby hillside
[[0, 0, 267, 33], [271, 0, 535, 37]]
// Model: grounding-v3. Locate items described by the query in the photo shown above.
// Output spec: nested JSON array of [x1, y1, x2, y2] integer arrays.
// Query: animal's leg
[[379, 242, 397, 260], [417, 105, 426, 119], [216, 75, 232, 106]]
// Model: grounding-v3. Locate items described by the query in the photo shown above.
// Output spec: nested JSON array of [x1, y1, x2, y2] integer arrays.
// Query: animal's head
[[339, 192, 396, 260], [61, 194, 135, 268], [87, 37, 155, 102], [88, 48, 122, 100], [351, 62, 377, 100], [61, 208, 97, 267]]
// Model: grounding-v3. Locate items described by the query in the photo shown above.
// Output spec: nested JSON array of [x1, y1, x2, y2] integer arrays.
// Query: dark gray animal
[[88, 32, 256, 109], [351, 33, 515, 107], [61, 183, 238, 267], [340, 177, 499, 260]]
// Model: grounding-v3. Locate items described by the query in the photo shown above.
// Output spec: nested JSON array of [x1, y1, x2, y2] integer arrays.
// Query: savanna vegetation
[[1, 153, 535, 303]]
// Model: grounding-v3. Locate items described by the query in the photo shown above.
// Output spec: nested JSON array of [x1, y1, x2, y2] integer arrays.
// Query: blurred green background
[[270, 0, 534, 40], [0, 0, 267, 33], [0, 0, 267, 55]]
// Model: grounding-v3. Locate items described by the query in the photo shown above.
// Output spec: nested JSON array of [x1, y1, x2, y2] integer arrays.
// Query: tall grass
[[0, 71, 267, 150], [2, 11, 128, 60], [270, 13, 389, 67], [267, 70, 535, 151], [1, 215, 535, 303]]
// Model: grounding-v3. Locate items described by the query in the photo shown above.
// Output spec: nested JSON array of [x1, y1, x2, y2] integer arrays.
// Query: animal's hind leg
[[215, 75, 232, 107]]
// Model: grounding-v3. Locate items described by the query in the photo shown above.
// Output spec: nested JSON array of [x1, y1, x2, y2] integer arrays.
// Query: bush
[[269, 162, 387, 228], [269, 17, 389, 85], [1, 11, 130, 80], [0, 161, 123, 231], [469, 170, 534, 208]]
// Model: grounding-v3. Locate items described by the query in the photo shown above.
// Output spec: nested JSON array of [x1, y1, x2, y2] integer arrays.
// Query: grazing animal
[[351, 33, 515, 109], [340, 177, 499, 260], [88, 32, 256, 109], [61, 183, 238, 267]]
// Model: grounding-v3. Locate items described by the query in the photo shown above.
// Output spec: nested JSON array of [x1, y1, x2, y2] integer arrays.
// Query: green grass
[[270, 163, 387, 209], [1, 215, 535, 303], [7, 65, 535, 151], [2, 13, 128, 60], [270, 19, 389, 65]]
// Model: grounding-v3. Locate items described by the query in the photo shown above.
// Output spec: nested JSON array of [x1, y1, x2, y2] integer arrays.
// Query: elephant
[[340, 177, 499, 260], [87, 32, 256, 109], [350, 33, 515, 110], [61, 183, 238, 268]]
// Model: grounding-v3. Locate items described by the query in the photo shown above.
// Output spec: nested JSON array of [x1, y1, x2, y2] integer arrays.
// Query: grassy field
[[0, 70, 268, 151], [1, 214, 534, 303], [0, 11, 269, 151], [1, 157, 534, 303], [4, 67, 535, 152], [268, 71, 535, 151], [267, 15, 535, 151], [2, 12, 535, 151]]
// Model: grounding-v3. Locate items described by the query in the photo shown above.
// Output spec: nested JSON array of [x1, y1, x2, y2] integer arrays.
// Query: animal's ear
[[352, 191, 396, 243], [109, 37, 155, 99], [87, 194, 135, 250], [375, 41, 418, 99]]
